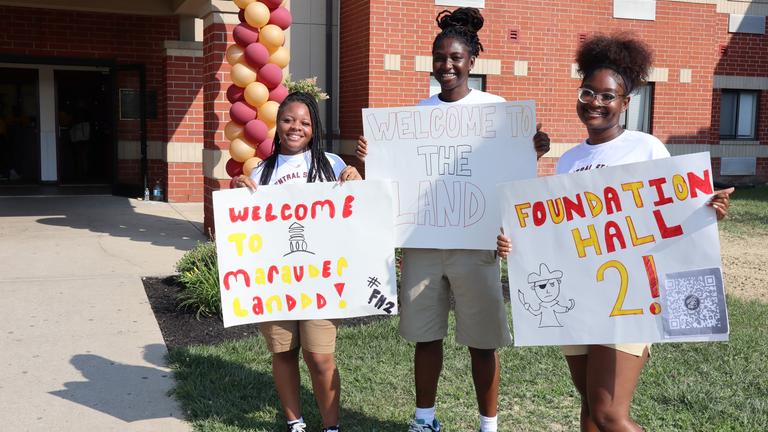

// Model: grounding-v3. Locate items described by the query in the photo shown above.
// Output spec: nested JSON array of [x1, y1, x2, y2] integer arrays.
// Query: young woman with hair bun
[[358, 7, 550, 432]]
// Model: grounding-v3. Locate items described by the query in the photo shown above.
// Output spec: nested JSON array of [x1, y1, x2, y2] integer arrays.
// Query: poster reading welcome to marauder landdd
[[213, 181, 398, 327]]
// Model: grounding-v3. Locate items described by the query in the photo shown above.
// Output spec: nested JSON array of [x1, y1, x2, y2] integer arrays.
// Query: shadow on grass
[[168, 338, 402, 432]]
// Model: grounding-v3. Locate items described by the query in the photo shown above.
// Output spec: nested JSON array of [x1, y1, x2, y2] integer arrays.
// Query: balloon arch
[[224, 0, 292, 178]]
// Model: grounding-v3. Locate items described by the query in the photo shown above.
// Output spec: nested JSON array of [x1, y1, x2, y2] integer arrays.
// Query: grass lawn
[[169, 186, 767, 431], [718, 185, 768, 236], [168, 295, 767, 431]]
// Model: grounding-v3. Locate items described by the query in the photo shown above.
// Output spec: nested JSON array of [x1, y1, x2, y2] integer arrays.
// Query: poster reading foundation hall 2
[[498, 152, 729, 346], [213, 181, 397, 327], [363, 101, 537, 249]]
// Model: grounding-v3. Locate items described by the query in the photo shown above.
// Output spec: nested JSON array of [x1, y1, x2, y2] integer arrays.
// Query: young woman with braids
[[233, 91, 361, 432], [497, 33, 733, 432], [357, 8, 550, 432]]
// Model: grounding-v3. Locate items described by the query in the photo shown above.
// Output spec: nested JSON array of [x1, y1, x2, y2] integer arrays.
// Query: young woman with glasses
[[497, 33, 733, 431], [357, 7, 549, 432]]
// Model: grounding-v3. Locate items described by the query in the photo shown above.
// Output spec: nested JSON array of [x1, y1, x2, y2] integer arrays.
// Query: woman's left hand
[[338, 166, 362, 183], [534, 123, 550, 160], [708, 187, 734, 221]]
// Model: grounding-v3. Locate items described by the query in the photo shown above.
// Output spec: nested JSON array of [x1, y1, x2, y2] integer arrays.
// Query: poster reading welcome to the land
[[213, 181, 398, 327], [363, 101, 537, 249], [499, 152, 729, 346]]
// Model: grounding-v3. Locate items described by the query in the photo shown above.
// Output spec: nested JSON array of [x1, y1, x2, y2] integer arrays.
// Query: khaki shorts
[[398, 248, 512, 349], [561, 343, 651, 357], [258, 319, 337, 354]]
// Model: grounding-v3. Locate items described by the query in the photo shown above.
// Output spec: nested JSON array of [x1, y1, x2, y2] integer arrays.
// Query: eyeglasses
[[577, 88, 624, 105]]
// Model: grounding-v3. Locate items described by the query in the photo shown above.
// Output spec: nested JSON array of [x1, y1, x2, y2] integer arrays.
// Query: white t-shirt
[[418, 89, 505, 106], [250, 151, 346, 185], [556, 130, 670, 174]]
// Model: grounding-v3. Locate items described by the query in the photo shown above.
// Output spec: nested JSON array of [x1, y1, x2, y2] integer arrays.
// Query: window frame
[[620, 83, 654, 134], [719, 89, 760, 140]]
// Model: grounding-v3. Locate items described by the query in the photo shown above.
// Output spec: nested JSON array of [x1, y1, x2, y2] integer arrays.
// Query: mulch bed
[[142, 276, 263, 351]]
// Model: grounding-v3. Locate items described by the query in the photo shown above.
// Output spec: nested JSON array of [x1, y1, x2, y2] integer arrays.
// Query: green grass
[[168, 296, 767, 432], [719, 186, 768, 236]]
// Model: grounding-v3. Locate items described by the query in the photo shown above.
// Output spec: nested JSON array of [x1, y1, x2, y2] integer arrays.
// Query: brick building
[[0, 0, 766, 234]]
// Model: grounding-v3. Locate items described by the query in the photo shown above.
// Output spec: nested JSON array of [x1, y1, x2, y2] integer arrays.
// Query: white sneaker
[[408, 418, 441, 431], [287, 420, 307, 432]]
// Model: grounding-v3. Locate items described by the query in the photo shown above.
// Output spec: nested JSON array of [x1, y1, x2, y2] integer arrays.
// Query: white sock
[[415, 406, 436, 424], [479, 414, 497, 432], [287, 416, 305, 425]]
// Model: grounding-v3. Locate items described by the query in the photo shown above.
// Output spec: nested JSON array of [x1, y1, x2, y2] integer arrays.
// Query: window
[[620, 83, 653, 133], [720, 90, 758, 139], [429, 75, 485, 97]]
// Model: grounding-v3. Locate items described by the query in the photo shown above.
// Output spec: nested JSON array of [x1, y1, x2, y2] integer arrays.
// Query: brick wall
[[339, 1, 372, 140], [340, 0, 767, 182], [202, 21, 237, 234], [166, 53, 204, 202]]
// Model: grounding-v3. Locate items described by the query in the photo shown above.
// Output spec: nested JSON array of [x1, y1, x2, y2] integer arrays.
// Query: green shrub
[[175, 242, 221, 319]]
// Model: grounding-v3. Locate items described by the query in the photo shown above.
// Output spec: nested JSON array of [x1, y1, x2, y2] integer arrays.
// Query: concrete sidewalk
[[0, 195, 206, 431]]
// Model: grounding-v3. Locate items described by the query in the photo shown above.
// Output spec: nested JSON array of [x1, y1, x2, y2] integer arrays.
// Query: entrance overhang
[[0, 0, 209, 16]]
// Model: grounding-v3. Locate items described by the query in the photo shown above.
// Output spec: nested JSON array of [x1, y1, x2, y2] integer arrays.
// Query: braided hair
[[576, 32, 654, 96], [258, 91, 337, 185], [433, 7, 485, 57]]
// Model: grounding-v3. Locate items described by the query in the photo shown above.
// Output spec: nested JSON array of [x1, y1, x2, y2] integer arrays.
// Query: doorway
[[55, 70, 113, 184], [0, 67, 39, 184]]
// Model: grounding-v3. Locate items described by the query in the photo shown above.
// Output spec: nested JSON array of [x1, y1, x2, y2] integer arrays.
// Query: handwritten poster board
[[213, 181, 398, 327], [498, 153, 729, 346], [363, 101, 537, 249]]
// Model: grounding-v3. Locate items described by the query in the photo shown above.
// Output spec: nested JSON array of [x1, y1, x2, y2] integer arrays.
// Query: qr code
[[659, 268, 728, 337]]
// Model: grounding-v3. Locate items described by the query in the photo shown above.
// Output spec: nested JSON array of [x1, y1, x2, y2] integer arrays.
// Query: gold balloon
[[233, 0, 255, 9], [259, 24, 285, 50], [266, 126, 276, 138], [224, 121, 244, 141], [242, 156, 263, 176], [269, 46, 290, 69], [244, 81, 270, 107], [258, 100, 280, 127], [244, 2, 270, 28], [230, 63, 257, 87], [229, 138, 257, 162], [225, 44, 245, 66]]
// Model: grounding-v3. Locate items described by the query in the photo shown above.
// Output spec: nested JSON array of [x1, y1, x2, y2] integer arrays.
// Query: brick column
[[201, 0, 239, 234], [164, 40, 204, 202]]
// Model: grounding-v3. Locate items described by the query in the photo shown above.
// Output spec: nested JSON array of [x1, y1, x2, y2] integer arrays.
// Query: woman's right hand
[[231, 174, 257, 191], [497, 230, 512, 258], [355, 135, 368, 160]]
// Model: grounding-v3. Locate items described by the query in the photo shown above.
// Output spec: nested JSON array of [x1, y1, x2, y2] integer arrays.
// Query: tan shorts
[[258, 319, 337, 354], [561, 343, 651, 357], [398, 248, 512, 349]]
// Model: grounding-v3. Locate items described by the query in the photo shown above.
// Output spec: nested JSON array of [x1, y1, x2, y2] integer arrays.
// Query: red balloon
[[226, 158, 244, 177], [230, 101, 257, 124], [256, 138, 274, 160], [257, 63, 283, 89], [244, 42, 270, 69], [226, 85, 245, 104], [244, 119, 268, 144], [268, 7, 292, 30], [268, 84, 289, 104], [233, 23, 260, 47], [261, 0, 283, 10], [238, 9, 246, 23]]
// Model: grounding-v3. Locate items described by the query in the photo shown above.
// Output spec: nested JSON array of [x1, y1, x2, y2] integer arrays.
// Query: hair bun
[[436, 7, 484, 33]]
